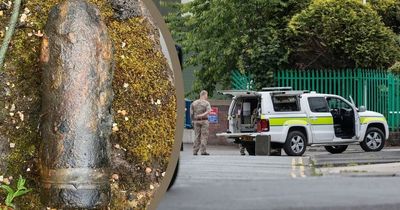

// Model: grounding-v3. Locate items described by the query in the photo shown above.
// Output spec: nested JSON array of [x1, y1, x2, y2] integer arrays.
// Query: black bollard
[[39, 0, 113, 208]]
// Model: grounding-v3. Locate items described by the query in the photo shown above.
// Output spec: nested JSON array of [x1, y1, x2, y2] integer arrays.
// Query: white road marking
[[299, 158, 306, 178], [291, 158, 306, 178], [291, 158, 297, 178]]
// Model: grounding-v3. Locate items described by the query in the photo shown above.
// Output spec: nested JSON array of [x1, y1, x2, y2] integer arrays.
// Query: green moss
[[0, 0, 176, 209], [107, 8, 176, 167]]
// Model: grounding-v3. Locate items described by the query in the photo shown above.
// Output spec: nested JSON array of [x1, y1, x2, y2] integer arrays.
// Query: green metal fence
[[231, 70, 254, 90], [274, 69, 400, 131], [388, 73, 400, 131]]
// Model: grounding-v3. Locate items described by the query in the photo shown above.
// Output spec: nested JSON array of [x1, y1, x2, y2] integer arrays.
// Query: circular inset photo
[[0, 0, 182, 209]]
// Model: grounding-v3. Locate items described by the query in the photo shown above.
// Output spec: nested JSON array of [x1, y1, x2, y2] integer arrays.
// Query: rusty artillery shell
[[39, 0, 113, 208]]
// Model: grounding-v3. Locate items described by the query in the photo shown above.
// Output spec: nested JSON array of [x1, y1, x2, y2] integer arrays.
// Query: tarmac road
[[158, 144, 400, 210]]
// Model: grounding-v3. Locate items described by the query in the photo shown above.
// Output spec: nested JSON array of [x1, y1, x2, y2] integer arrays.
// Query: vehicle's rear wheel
[[360, 127, 385, 152], [283, 131, 307, 156], [324, 145, 348, 154]]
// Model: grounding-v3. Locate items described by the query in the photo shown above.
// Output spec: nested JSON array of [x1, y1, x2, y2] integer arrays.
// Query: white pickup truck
[[217, 88, 389, 156]]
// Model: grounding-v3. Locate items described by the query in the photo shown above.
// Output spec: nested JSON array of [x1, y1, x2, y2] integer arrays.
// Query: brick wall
[[387, 132, 400, 146], [208, 100, 232, 145]]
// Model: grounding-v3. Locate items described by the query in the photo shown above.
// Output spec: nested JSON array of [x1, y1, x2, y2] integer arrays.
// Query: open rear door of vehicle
[[218, 90, 260, 98], [217, 90, 261, 139]]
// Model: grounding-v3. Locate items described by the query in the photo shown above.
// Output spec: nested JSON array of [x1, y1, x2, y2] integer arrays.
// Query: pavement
[[312, 146, 400, 177], [158, 144, 400, 210], [319, 162, 400, 177], [310, 146, 400, 167]]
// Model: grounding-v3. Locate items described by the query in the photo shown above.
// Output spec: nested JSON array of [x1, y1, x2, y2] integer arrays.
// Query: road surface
[[158, 144, 400, 210]]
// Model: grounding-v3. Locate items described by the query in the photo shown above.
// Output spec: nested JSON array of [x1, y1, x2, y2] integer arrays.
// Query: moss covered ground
[[0, 0, 176, 209]]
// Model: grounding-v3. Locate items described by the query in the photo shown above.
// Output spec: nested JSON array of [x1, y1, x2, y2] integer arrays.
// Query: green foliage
[[167, 0, 311, 94], [389, 61, 400, 73], [369, 0, 400, 34], [109, 15, 176, 170], [168, 0, 400, 93], [0, 176, 31, 208], [287, 0, 400, 69]]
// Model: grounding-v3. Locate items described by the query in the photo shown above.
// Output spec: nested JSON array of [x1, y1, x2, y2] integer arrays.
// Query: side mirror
[[358, 106, 367, 112]]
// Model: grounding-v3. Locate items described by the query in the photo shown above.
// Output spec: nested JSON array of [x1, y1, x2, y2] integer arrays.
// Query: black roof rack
[[261, 87, 293, 91], [262, 87, 311, 93]]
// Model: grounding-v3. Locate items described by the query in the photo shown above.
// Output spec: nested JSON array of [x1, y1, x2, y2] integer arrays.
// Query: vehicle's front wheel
[[360, 127, 385, 152], [283, 131, 307, 156], [324, 145, 348, 154]]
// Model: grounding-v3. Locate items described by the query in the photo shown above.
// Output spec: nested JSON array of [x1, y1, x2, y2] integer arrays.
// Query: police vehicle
[[217, 87, 389, 156]]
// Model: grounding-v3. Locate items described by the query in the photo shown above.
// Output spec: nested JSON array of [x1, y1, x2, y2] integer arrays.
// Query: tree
[[287, 0, 400, 69], [369, 0, 400, 34], [167, 0, 310, 94], [369, 0, 400, 73], [389, 61, 400, 73]]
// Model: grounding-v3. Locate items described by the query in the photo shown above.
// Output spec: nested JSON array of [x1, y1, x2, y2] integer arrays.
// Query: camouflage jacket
[[190, 99, 211, 121]]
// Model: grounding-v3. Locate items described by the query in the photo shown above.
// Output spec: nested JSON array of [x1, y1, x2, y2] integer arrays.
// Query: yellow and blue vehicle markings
[[307, 117, 333, 125], [263, 116, 386, 126], [263, 116, 334, 126], [269, 117, 308, 126], [360, 116, 386, 124]]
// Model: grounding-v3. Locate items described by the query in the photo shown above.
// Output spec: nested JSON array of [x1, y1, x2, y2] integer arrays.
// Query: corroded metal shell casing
[[39, 0, 113, 208]]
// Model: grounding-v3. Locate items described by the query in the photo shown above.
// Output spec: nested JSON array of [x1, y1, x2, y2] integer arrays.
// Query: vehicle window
[[231, 97, 260, 116], [326, 97, 352, 110], [272, 95, 300, 112], [308, 97, 329, 113]]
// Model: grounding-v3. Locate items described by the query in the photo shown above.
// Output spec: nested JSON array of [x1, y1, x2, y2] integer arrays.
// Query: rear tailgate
[[216, 132, 258, 138]]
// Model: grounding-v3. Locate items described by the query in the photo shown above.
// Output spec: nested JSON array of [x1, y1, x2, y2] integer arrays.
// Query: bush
[[167, 0, 311, 93], [389, 61, 400, 73], [288, 0, 400, 69], [369, 0, 400, 34]]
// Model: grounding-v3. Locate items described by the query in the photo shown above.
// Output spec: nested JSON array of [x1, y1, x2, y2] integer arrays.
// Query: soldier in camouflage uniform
[[190, 90, 211, 155]]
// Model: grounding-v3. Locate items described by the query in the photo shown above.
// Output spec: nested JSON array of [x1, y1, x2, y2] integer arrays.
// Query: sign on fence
[[208, 107, 219, 123]]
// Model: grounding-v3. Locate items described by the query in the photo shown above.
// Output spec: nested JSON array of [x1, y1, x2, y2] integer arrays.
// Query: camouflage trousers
[[193, 120, 209, 154]]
